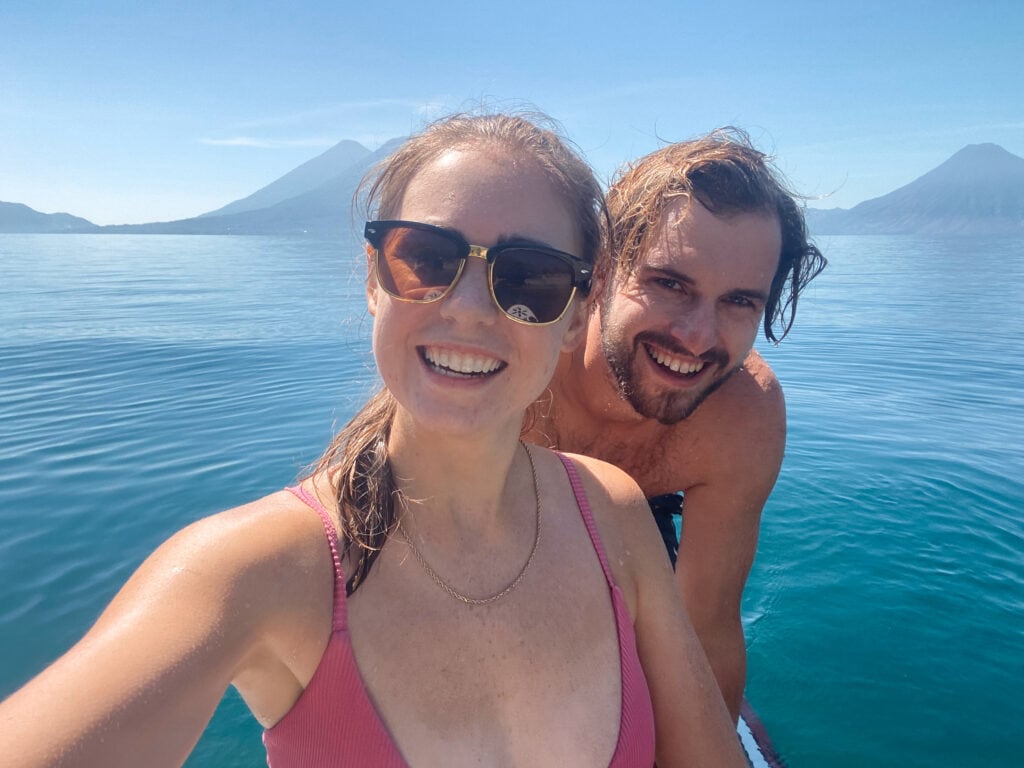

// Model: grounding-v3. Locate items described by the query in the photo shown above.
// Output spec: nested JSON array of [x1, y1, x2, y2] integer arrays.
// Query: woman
[[1, 113, 744, 767]]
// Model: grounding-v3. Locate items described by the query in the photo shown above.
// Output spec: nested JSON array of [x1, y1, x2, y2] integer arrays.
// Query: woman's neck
[[386, 411, 528, 533]]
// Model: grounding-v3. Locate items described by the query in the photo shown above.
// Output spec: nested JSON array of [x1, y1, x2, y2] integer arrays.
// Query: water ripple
[[4, 234, 1023, 767]]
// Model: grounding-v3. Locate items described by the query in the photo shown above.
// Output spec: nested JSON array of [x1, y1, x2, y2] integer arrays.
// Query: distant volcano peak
[[930, 142, 1024, 181], [808, 143, 1024, 235]]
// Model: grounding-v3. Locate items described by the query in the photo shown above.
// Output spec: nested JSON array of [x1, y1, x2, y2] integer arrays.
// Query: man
[[525, 129, 826, 722]]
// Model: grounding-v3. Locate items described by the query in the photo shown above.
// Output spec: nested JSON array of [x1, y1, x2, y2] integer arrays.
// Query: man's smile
[[645, 343, 706, 376]]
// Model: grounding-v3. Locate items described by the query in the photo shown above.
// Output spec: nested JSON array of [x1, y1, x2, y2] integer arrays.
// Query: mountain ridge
[[807, 143, 1024, 235], [97, 138, 403, 237], [197, 139, 372, 219], [3, 141, 1021, 237], [0, 201, 99, 234]]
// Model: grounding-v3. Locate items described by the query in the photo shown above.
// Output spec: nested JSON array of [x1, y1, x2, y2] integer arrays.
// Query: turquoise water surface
[[1, 234, 1022, 766]]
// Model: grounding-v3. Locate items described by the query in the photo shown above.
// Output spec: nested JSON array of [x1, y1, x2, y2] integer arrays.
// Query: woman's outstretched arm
[[1, 494, 322, 768]]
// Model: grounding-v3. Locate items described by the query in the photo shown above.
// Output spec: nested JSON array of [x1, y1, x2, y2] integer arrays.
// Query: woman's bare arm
[[0, 494, 320, 768]]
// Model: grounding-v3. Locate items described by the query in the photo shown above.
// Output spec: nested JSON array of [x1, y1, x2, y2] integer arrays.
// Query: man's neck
[[528, 344, 665, 456]]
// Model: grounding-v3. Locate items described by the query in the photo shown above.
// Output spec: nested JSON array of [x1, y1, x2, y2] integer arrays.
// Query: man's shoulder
[[649, 350, 785, 490], [682, 349, 785, 463], [687, 350, 784, 438], [710, 349, 784, 418]]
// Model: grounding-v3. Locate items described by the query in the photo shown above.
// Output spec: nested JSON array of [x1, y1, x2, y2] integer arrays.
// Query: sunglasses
[[365, 220, 592, 325]]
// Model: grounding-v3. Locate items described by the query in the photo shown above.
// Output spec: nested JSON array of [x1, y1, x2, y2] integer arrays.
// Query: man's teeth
[[650, 347, 705, 374], [424, 348, 502, 374]]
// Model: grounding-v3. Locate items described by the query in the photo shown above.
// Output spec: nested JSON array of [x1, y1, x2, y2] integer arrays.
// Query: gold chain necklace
[[397, 442, 541, 606]]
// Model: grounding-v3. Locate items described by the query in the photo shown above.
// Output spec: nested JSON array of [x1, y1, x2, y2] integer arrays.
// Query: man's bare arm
[[675, 480, 763, 722], [675, 358, 786, 721]]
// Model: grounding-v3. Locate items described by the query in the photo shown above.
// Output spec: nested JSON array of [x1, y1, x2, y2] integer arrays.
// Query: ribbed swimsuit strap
[[286, 485, 348, 631], [554, 453, 616, 590]]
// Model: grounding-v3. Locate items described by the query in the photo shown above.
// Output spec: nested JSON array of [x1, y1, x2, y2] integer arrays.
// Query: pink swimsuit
[[263, 452, 656, 767]]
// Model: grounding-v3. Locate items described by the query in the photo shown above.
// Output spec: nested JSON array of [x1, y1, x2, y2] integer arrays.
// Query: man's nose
[[668, 300, 718, 357]]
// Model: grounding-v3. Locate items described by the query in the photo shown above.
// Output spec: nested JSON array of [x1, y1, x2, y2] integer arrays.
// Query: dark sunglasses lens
[[377, 227, 462, 301], [491, 249, 575, 323]]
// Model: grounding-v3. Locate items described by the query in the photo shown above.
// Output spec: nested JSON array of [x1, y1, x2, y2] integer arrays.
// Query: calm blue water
[[2, 234, 1022, 766]]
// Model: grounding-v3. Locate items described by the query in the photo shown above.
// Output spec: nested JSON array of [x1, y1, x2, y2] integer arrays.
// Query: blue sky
[[2, 0, 1021, 225]]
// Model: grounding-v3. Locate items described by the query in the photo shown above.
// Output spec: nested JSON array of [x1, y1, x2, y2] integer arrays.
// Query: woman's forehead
[[397, 148, 581, 255]]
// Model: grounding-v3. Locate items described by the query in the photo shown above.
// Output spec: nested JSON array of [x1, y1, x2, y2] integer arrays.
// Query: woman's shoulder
[[159, 487, 318, 557], [541, 449, 667, 606], [128, 487, 337, 627], [546, 449, 648, 513]]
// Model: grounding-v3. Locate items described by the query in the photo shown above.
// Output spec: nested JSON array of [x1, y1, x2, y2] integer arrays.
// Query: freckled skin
[[368, 148, 585, 444]]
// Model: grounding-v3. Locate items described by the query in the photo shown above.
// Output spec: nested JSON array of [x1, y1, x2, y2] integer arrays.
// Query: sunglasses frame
[[364, 220, 592, 326]]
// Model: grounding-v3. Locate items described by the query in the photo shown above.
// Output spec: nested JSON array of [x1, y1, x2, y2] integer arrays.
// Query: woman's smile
[[420, 345, 506, 378]]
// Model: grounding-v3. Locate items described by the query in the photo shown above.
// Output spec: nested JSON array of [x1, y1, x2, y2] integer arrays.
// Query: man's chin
[[628, 390, 706, 425], [628, 367, 736, 425]]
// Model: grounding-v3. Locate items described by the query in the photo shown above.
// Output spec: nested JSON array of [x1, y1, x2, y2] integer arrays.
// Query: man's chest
[[556, 422, 704, 498]]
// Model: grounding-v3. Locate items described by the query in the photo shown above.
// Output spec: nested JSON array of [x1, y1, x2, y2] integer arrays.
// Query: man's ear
[[365, 243, 379, 317]]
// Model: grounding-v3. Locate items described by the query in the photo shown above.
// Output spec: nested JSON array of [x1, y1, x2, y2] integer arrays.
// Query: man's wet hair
[[605, 127, 826, 343]]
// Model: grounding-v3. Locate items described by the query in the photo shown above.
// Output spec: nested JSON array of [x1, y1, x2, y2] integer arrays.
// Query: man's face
[[599, 198, 781, 424]]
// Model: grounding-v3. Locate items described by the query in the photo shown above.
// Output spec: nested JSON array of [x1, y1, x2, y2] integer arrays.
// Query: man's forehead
[[628, 196, 781, 287], [660, 195, 774, 233], [659, 195, 698, 228], [650, 198, 778, 253], [631, 197, 692, 266]]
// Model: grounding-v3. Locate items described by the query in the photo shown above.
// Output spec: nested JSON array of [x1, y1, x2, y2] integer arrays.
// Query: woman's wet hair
[[314, 111, 605, 594]]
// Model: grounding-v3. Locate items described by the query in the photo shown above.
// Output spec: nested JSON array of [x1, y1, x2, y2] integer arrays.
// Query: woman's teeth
[[424, 347, 502, 375]]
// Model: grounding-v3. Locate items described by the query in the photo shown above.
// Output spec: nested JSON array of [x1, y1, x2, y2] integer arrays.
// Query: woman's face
[[367, 147, 587, 440]]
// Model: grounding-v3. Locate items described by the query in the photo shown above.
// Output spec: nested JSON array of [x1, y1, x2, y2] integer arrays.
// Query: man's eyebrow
[[641, 264, 696, 286], [729, 287, 770, 303], [644, 263, 770, 302]]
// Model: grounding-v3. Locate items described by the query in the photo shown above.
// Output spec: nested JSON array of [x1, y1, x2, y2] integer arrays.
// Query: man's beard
[[601, 328, 738, 425]]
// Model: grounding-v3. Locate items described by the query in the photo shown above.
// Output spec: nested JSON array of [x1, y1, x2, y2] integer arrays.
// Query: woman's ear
[[588, 259, 611, 307], [560, 299, 590, 353], [365, 243, 379, 316]]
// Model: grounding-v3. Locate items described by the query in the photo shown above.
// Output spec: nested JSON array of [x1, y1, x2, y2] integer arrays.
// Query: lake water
[[1, 233, 1022, 767]]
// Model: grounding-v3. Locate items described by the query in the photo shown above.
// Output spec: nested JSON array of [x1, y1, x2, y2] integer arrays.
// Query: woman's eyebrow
[[493, 232, 557, 248]]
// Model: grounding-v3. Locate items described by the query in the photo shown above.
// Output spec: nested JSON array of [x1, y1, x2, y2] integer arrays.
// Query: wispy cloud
[[197, 96, 460, 151], [236, 98, 447, 130], [198, 136, 337, 148]]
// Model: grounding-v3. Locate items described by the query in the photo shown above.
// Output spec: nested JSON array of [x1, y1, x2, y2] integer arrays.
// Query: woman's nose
[[439, 257, 499, 325]]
